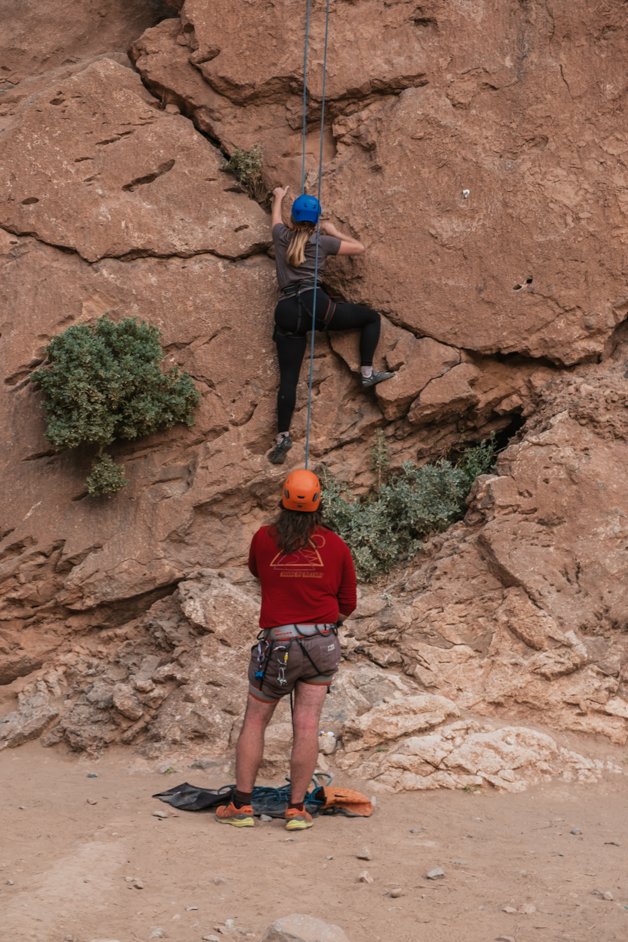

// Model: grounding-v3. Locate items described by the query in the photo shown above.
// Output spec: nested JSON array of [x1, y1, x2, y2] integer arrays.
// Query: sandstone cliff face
[[0, 1, 626, 787]]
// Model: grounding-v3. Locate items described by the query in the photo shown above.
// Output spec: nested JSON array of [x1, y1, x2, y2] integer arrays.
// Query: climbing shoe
[[267, 434, 293, 465], [361, 370, 394, 388], [215, 801, 255, 828], [284, 808, 314, 831]]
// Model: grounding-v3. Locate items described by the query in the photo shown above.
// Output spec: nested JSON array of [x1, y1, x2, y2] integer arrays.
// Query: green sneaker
[[215, 801, 254, 828], [284, 808, 313, 831]]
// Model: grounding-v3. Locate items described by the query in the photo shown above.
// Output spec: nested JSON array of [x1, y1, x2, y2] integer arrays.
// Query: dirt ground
[[1, 743, 627, 942]]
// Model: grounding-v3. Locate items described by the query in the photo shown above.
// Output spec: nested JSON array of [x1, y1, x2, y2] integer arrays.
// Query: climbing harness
[[276, 282, 336, 340], [254, 622, 337, 698], [300, 0, 332, 469]]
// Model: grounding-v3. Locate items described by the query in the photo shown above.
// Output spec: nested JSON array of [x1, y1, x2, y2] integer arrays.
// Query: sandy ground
[[1, 744, 627, 942]]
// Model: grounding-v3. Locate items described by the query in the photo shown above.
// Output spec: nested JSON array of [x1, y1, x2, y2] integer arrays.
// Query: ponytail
[[286, 222, 316, 267]]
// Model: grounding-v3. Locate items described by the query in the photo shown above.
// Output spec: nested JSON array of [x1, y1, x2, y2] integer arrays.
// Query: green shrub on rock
[[322, 439, 497, 581], [31, 316, 200, 496], [223, 144, 266, 200], [85, 453, 127, 497]]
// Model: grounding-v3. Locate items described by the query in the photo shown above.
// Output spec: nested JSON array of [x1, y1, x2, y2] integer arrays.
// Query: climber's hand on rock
[[273, 185, 289, 200]]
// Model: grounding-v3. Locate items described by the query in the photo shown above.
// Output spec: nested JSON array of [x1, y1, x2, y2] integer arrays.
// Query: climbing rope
[[299, 0, 313, 196], [303, 0, 332, 470]]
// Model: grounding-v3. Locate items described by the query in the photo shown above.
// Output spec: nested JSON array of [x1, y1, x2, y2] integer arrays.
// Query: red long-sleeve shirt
[[248, 525, 357, 629]]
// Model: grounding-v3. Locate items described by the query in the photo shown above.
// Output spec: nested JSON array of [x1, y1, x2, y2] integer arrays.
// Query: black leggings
[[274, 288, 381, 433]]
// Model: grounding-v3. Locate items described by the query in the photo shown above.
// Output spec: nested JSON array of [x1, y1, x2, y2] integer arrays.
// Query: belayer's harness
[[254, 622, 338, 693]]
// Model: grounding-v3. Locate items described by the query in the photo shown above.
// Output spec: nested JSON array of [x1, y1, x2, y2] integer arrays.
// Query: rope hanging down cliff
[[302, 0, 332, 470], [266, 2, 394, 467]]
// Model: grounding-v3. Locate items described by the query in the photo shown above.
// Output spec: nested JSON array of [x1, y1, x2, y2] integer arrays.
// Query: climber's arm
[[321, 220, 365, 256], [271, 185, 290, 229]]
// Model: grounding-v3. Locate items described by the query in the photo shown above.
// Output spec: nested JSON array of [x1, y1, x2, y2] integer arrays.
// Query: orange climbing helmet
[[281, 469, 322, 513]]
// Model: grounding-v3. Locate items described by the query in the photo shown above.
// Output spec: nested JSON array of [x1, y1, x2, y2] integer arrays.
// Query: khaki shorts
[[248, 632, 341, 703]]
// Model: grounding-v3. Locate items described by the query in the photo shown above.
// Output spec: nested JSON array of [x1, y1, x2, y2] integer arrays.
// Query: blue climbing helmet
[[291, 193, 321, 225]]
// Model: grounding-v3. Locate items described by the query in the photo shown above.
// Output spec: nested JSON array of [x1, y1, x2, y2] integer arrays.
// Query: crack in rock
[[121, 158, 176, 192]]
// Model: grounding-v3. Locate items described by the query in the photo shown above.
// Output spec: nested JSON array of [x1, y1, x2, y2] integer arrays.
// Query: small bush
[[31, 316, 200, 496], [223, 144, 266, 200], [455, 436, 498, 485], [322, 438, 496, 581], [86, 453, 127, 497]]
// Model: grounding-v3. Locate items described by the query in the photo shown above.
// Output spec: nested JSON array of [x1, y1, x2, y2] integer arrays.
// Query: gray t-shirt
[[272, 223, 341, 292]]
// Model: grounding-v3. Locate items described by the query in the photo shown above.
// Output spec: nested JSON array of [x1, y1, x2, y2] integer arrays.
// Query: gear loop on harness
[[254, 634, 274, 691]]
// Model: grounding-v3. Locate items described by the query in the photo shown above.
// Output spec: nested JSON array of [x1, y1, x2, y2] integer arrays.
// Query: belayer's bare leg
[[235, 694, 278, 792], [289, 681, 328, 804]]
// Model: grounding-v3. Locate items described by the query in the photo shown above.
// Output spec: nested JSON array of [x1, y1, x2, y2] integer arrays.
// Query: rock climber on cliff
[[215, 468, 357, 830], [267, 185, 394, 464]]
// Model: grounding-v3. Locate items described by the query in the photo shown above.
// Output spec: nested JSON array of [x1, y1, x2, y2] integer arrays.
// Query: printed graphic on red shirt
[[270, 533, 326, 577]]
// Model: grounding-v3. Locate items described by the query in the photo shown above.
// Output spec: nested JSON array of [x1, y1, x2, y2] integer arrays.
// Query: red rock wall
[[0, 1, 626, 771]]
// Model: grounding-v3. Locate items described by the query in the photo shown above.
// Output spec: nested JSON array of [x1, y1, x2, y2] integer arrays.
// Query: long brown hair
[[272, 506, 324, 554], [286, 221, 316, 267]]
